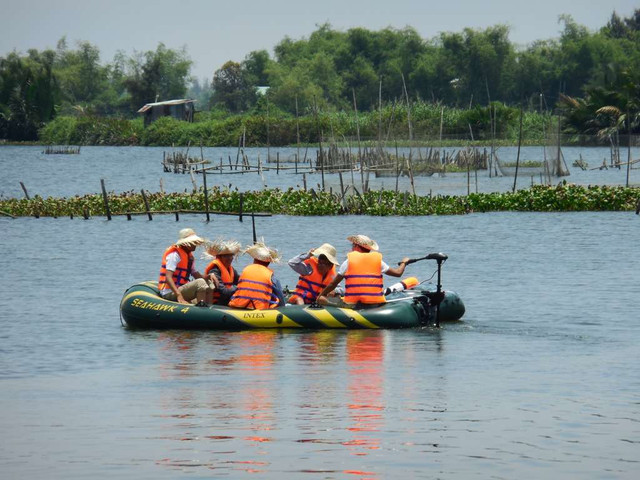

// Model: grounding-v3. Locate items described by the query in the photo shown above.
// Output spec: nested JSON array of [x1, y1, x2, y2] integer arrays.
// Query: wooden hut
[[137, 99, 195, 126]]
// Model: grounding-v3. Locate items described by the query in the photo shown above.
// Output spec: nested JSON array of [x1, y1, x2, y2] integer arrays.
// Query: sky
[[2, 0, 637, 82]]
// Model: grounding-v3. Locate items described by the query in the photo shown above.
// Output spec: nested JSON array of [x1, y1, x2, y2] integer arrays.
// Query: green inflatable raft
[[119, 281, 465, 330]]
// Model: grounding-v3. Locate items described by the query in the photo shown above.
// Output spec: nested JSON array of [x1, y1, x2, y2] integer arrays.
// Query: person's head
[[175, 228, 204, 252], [243, 240, 281, 266], [347, 234, 379, 253], [312, 243, 339, 275], [203, 238, 241, 268]]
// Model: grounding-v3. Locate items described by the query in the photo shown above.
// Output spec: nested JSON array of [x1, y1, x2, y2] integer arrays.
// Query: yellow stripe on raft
[[121, 290, 164, 306], [223, 309, 302, 328], [338, 308, 380, 329], [304, 308, 347, 328]]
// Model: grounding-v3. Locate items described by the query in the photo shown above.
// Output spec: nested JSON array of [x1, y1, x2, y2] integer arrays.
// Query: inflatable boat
[[120, 253, 464, 330], [120, 281, 464, 330]]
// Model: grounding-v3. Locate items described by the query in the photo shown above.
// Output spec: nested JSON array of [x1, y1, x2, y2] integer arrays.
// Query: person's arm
[[191, 262, 206, 281], [211, 266, 231, 295], [384, 257, 410, 277], [271, 276, 286, 306], [205, 266, 221, 290], [165, 270, 188, 304], [316, 273, 344, 305], [288, 251, 313, 276]]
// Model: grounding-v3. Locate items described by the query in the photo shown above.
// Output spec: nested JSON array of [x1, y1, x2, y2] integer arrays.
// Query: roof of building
[[137, 99, 196, 113]]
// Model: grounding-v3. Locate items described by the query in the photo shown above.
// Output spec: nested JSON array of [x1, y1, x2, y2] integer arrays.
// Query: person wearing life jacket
[[228, 241, 286, 310], [158, 228, 212, 305], [317, 234, 410, 307], [202, 238, 241, 306], [287, 243, 341, 305]]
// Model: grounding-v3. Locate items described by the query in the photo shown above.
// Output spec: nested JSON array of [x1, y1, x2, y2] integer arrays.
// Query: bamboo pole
[[353, 89, 364, 194], [100, 179, 112, 220], [401, 75, 416, 197], [20, 182, 30, 199], [140, 189, 153, 221], [512, 104, 524, 193], [313, 96, 325, 191], [626, 110, 632, 187], [202, 167, 210, 222], [295, 95, 301, 174], [251, 213, 257, 243]]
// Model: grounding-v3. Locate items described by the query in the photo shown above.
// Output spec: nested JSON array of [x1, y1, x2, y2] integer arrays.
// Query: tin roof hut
[[137, 99, 195, 126]]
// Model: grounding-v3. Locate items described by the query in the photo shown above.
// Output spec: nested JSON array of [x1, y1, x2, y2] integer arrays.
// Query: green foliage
[[3, 184, 638, 217], [0, 50, 58, 140], [211, 61, 256, 112], [39, 115, 143, 145], [122, 43, 192, 112], [5, 9, 640, 143]]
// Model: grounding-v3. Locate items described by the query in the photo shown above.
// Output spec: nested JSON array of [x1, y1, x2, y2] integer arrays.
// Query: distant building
[[137, 99, 196, 126]]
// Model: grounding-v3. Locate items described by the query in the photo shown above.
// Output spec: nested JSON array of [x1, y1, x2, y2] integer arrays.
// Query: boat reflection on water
[[345, 332, 384, 456], [148, 329, 443, 476]]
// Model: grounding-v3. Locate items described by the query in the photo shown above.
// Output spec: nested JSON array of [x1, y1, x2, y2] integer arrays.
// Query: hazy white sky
[[2, 0, 636, 81]]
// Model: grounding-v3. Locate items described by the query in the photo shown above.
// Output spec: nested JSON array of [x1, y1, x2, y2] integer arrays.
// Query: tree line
[[1, 10, 639, 142], [0, 39, 191, 140]]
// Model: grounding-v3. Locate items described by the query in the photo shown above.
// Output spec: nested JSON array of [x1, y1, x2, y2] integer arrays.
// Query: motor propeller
[[397, 252, 448, 328]]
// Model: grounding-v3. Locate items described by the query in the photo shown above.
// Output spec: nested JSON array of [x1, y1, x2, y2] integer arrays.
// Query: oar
[[398, 253, 448, 327]]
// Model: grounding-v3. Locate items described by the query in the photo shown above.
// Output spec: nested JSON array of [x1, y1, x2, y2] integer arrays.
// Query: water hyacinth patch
[[1, 184, 638, 218]]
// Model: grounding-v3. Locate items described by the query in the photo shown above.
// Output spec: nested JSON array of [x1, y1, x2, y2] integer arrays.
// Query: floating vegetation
[[43, 145, 81, 154], [1, 184, 639, 218]]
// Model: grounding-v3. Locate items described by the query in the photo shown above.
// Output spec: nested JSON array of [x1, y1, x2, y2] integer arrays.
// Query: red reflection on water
[[154, 330, 279, 472], [343, 332, 385, 471]]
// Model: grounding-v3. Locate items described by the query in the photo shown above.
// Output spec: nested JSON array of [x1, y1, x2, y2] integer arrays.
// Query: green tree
[[122, 43, 192, 112], [210, 61, 256, 112], [0, 49, 58, 140], [55, 39, 108, 110]]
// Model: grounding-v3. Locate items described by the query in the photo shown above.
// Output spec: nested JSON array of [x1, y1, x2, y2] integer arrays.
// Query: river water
[[1, 146, 639, 479]]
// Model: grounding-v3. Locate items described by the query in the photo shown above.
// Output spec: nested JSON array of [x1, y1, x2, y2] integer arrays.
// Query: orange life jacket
[[158, 246, 193, 291], [205, 258, 237, 304], [343, 251, 386, 304], [289, 257, 336, 304], [228, 263, 279, 310]]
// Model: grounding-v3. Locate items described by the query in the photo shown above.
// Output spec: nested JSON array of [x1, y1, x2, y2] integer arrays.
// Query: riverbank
[[36, 105, 555, 147], [2, 184, 639, 218]]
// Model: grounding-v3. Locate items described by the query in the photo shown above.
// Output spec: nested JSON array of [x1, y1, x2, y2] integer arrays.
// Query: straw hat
[[175, 228, 204, 248], [243, 240, 281, 263], [313, 243, 339, 265], [203, 238, 242, 259], [347, 234, 379, 251]]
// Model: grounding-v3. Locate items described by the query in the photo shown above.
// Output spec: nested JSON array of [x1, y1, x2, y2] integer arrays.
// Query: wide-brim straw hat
[[347, 234, 379, 251], [243, 241, 281, 263], [203, 238, 242, 258], [175, 228, 204, 248], [313, 243, 339, 265]]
